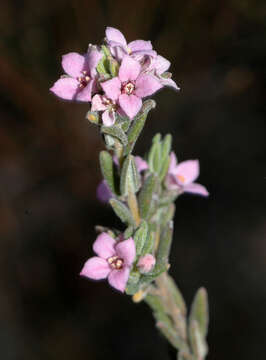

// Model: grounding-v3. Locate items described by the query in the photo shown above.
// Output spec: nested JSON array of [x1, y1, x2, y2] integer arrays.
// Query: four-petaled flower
[[101, 55, 162, 119], [91, 94, 118, 126], [80, 233, 135, 292], [166, 152, 209, 196], [50, 46, 102, 102], [105, 27, 156, 61]]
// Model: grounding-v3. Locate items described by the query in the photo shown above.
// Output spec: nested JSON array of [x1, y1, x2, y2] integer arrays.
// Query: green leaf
[[124, 225, 134, 239], [109, 199, 135, 226], [120, 155, 141, 196], [126, 270, 141, 295], [109, 57, 119, 77], [141, 229, 155, 255], [189, 288, 209, 338], [86, 110, 99, 125], [154, 221, 173, 271], [165, 274, 187, 316], [134, 220, 148, 256], [101, 125, 128, 146], [124, 113, 146, 156], [101, 45, 111, 57], [145, 295, 184, 350], [189, 320, 208, 359], [124, 99, 156, 156], [161, 134, 172, 159], [99, 151, 116, 194], [138, 174, 158, 219], [159, 203, 176, 228]]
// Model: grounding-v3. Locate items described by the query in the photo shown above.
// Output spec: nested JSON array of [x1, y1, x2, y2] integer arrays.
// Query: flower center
[[122, 81, 135, 95], [102, 97, 117, 111], [77, 70, 90, 89], [176, 174, 186, 184], [107, 255, 124, 270]]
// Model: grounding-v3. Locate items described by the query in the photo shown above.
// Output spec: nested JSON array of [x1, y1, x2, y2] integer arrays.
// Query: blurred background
[[0, 0, 266, 359]]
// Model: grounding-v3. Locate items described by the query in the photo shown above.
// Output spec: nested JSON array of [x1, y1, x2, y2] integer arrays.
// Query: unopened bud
[[137, 254, 156, 274]]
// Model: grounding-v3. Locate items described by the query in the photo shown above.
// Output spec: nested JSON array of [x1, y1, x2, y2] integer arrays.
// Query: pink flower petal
[[109, 45, 128, 62], [80, 256, 110, 280], [134, 156, 148, 172], [108, 267, 130, 292], [85, 47, 103, 77], [154, 55, 170, 75], [175, 160, 200, 185], [132, 49, 157, 58], [160, 77, 180, 90], [115, 238, 136, 266], [165, 174, 180, 191], [75, 80, 94, 102], [91, 94, 107, 112], [135, 74, 163, 98], [106, 27, 127, 47], [101, 77, 121, 101], [128, 40, 152, 52], [118, 94, 142, 119], [93, 232, 116, 259], [62, 52, 85, 78], [168, 152, 178, 174], [119, 56, 141, 82], [96, 180, 112, 203], [50, 77, 78, 100], [102, 109, 116, 126], [184, 183, 209, 197]]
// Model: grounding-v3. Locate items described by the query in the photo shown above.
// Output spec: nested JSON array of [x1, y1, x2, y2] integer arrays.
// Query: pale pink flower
[[101, 55, 162, 119], [105, 27, 156, 61], [80, 233, 135, 292], [137, 254, 156, 274], [142, 55, 180, 90], [134, 156, 148, 172], [91, 94, 118, 126], [50, 46, 102, 102], [165, 152, 209, 196]]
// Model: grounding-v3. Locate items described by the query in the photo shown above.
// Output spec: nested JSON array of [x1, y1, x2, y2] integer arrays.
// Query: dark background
[[0, 0, 266, 359]]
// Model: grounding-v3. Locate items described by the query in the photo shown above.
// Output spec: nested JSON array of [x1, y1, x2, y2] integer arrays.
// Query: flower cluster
[[51, 27, 209, 295], [50, 27, 179, 125]]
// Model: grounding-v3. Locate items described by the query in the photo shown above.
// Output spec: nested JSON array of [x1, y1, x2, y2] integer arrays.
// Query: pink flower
[[105, 27, 156, 61], [50, 46, 102, 102], [134, 156, 148, 172], [137, 254, 156, 274], [142, 55, 180, 90], [101, 55, 162, 119], [91, 94, 118, 126], [166, 152, 209, 196], [80, 233, 135, 292]]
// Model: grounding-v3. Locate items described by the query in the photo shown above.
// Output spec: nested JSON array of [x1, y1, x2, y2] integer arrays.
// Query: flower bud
[[137, 254, 156, 274]]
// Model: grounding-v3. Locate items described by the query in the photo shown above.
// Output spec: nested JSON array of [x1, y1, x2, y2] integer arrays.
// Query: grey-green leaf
[[99, 151, 116, 194], [134, 220, 148, 256], [120, 155, 141, 196], [138, 174, 158, 219], [101, 125, 128, 146], [165, 274, 187, 316], [109, 199, 135, 226], [189, 287, 209, 338], [189, 320, 208, 359]]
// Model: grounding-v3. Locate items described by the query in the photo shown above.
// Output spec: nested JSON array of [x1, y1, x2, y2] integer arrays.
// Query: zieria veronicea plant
[[50, 26, 209, 360]]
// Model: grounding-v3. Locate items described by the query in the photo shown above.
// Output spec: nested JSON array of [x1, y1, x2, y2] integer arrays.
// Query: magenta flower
[[137, 254, 156, 274], [50, 46, 102, 102], [80, 233, 135, 292], [105, 27, 156, 61], [166, 152, 209, 196], [101, 55, 162, 119]]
